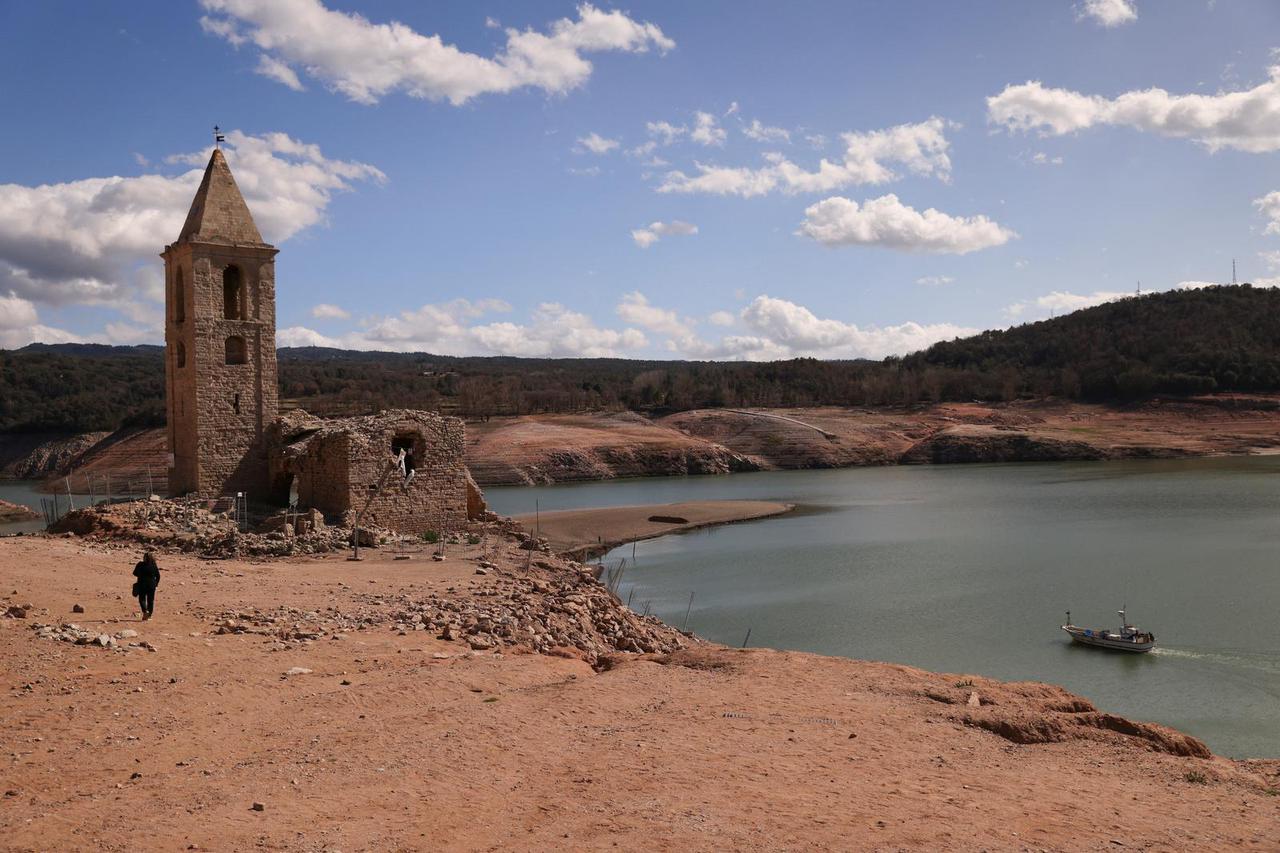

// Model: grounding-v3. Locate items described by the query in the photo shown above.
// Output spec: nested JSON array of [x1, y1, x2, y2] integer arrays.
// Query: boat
[[1061, 607, 1155, 653]]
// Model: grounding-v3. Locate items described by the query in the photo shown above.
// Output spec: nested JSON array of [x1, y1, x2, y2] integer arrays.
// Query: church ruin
[[164, 146, 480, 533]]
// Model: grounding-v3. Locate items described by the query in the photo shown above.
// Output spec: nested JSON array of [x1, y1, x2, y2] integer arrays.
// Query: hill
[[2, 284, 1276, 434]]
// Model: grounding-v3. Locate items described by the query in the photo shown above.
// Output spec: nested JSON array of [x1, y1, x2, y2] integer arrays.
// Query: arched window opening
[[225, 335, 247, 365], [174, 268, 186, 323], [175, 340, 186, 369], [223, 265, 243, 320]]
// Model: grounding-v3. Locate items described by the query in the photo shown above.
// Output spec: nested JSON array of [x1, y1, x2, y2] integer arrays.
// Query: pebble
[[251, 802, 265, 812], [284, 667, 313, 676]]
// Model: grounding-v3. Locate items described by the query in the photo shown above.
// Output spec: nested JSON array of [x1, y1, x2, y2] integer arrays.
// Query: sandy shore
[[1, 535, 1278, 851], [514, 499, 793, 558]]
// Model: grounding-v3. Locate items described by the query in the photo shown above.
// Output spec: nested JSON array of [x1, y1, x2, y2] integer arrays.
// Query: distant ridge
[[4, 284, 1278, 433]]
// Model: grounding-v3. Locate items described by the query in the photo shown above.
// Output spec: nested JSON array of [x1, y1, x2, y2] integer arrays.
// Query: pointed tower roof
[[176, 148, 270, 247]]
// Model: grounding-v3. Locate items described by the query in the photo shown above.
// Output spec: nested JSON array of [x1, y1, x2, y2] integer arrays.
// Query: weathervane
[[213, 125, 226, 149]]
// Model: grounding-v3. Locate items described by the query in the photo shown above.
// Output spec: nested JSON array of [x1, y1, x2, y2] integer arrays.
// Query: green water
[[486, 457, 1280, 758]]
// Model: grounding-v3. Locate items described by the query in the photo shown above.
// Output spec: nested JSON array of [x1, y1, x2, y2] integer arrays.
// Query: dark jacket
[[132, 558, 160, 592]]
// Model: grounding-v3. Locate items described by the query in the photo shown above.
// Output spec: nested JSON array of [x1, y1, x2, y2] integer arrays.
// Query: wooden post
[[682, 591, 695, 631]]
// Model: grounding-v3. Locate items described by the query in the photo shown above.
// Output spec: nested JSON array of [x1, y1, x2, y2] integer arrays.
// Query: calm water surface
[[487, 457, 1280, 758]]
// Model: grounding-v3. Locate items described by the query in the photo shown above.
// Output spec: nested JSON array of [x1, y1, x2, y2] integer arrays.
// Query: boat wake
[[1152, 646, 1280, 673]]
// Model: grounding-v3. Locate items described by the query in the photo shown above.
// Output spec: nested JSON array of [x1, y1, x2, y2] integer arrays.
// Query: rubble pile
[[206, 605, 387, 643], [374, 561, 689, 665], [29, 622, 156, 652], [46, 498, 408, 558]]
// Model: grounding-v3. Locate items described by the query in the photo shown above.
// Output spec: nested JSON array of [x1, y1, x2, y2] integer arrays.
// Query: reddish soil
[[2, 535, 1278, 851]]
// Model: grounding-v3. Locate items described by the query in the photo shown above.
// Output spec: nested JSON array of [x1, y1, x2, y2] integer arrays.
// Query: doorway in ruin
[[391, 433, 417, 480]]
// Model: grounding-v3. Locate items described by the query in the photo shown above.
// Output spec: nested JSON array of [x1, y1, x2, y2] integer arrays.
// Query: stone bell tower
[[163, 147, 279, 498]]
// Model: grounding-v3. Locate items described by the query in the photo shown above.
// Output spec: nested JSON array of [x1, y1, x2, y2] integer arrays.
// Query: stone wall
[[269, 409, 479, 535]]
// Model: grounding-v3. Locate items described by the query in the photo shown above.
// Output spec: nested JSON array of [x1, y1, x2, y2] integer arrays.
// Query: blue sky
[[2, 0, 1279, 358]]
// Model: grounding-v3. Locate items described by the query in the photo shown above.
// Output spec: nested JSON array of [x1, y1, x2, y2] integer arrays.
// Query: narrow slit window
[[233, 393, 241, 415], [223, 265, 243, 320]]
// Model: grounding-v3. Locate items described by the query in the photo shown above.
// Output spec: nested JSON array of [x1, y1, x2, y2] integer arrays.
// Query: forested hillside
[[1, 285, 1274, 433]]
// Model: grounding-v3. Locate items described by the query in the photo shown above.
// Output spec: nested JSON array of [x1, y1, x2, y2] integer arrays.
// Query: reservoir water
[[486, 457, 1280, 758]]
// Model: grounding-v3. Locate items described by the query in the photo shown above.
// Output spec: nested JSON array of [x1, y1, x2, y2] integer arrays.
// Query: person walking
[[132, 551, 160, 620]]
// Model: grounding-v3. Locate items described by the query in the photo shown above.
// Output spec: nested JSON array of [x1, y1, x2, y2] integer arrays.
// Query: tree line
[[1, 285, 1274, 434]]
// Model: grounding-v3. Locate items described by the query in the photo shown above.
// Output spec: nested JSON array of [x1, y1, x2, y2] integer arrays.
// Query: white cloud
[[567, 165, 601, 177], [798, 195, 1017, 254], [630, 219, 698, 248], [730, 295, 974, 359], [1078, 0, 1137, 27], [0, 130, 382, 344], [646, 120, 686, 145], [915, 275, 954, 286], [1255, 190, 1280, 234], [988, 63, 1280, 152], [1174, 280, 1219, 291], [1005, 287, 1144, 319], [743, 119, 791, 144], [0, 292, 80, 349], [708, 310, 736, 327], [576, 131, 619, 154], [658, 117, 954, 197], [199, 0, 673, 106], [616, 291, 696, 338], [281, 298, 645, 358], [255, 54, 305, 91], [310, 303, 351, 319], [1031, 151, 1064, 165], [691, 111, 727, 146], [724, 101, 740, 117]]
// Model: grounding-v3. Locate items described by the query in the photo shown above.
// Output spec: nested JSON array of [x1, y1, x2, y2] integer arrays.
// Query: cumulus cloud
[[743, 118, 791, 144], [798, 195, 1016, 254], [0, 292, 80, 349], [987, 64, 1280, 152], [728, 295, 974, 359], [616, 291, 696, 338], [630, 219, 698, 248], [690, 111, 726, 146], [0, 130, 382, 347], [1031, 151, 1064, 165], [199, 0, 673, 106], [279, 298, 646, 358], [915, 275, 954, 286], [607, 293, 971, 360], [1078, 0, 1137, 27], [1255, 190, 1280, 234], [310, 303, 351, 319], [658, 117, 954, 197], [576, 132, 619, 154]]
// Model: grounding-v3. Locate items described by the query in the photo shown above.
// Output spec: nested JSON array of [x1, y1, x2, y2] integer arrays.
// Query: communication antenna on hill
[[1136, 280, 1141, 296], [1232, 258, 1238, 285]]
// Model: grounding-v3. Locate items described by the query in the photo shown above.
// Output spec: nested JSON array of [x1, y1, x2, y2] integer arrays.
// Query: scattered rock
[[72, 604, 85, 614], [284, 667, 313, 676], [251, 802, 265, 812]]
